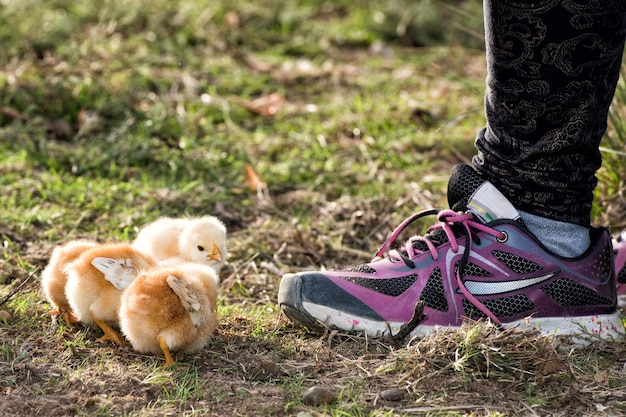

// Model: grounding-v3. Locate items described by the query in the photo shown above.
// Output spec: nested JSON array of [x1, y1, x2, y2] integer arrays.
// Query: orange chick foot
[[159, 336, 176, 368], [96, 331, 130, 347], [61, 311, 79, 328], [92, 315, 130, 346], [51, 309, 79, 329]]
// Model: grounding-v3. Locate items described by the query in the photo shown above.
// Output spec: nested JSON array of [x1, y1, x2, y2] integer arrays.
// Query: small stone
[[249, 360, 282, 381], [0, 310, 10, 321], [380, 389, 405, 402], [301, 386, 337, 406]]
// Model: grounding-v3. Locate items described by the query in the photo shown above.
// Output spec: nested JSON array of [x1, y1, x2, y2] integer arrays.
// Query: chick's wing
[[91, 257, 138, 290], [166, 275, 203, 325]]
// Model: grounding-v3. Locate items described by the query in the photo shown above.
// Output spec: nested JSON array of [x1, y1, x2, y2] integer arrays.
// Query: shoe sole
[[279, 274, 626, 343]]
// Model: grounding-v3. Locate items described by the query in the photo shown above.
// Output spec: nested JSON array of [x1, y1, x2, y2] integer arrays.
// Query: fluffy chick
[[65, 243, 156, 346], [133, 216, 227, 271], [119, 262, 219, 367], [41, 239, 99, 327]]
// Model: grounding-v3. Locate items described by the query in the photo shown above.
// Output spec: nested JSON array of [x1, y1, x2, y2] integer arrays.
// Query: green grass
[[1, 0, 626, 416]]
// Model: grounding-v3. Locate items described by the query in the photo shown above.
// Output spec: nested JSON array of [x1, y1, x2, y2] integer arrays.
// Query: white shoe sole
[[302, 301, 625, 343]]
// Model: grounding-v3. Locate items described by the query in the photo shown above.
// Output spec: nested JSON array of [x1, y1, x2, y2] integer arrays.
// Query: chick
[[41, 239, 99, 327], [65, 243, 156, 346], [119, 262, 219, 367], [133, 216, 227, 271]]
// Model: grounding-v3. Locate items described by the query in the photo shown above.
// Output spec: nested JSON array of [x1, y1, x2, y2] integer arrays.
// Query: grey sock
[[519, 210, 590, 258]]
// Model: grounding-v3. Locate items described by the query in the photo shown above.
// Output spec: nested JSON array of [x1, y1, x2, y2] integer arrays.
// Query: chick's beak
[[207, 244, 222, 261]]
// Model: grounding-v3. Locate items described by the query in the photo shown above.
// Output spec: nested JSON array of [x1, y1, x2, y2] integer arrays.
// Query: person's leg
[[278, 1, 626, 340], [473, 0, 626, 257]]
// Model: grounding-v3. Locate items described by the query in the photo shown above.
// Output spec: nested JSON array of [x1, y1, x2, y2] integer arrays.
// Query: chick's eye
[[197, 245, 205, 252]]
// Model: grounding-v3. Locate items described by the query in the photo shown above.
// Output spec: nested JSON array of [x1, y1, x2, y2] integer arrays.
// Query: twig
[[389, 301, 425, 344], [337, 246, 373, 259], [0, 267, 40, 308], [327, 329, 339, 347], [391, 404, 505, 413]]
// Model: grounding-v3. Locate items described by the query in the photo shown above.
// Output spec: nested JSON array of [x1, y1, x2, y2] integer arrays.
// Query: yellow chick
[[119, 262, 219, 367], [41, 239, 99, 327], [133, 216, 227, 271], [65, 243, 156, 346]]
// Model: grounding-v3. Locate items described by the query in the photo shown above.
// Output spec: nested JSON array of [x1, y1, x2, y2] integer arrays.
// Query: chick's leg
[[159, 336, 176, 368], [61, 310, 79, 328], [49, 309, 61, 329], [50, 309, 78, 329], [90, 312, 129, 346]]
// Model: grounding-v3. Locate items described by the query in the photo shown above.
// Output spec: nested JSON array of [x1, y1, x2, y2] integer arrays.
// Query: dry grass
[[2, 190, 626, 416], [2, 0, 626, 415]]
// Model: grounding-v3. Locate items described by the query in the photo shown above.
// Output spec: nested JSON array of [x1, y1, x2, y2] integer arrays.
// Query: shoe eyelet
[[496, 231, 508, 243]]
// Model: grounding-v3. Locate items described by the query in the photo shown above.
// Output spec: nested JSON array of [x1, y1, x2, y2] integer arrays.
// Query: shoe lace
[[374, 208, 508, 327]]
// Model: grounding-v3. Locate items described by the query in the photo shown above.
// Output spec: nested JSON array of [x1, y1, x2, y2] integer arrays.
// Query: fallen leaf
[[410, 107, 438, 127], [245, 163, 266, 191], [77, 108, 103, 130], [1, 106, 22, 119], [240, 93, 284, 117], [536, 355, 567, 375], [237, 52, 274, 72], [245, 163, 270, 202], [45, 119, 73, 139], [225, 11, 239, 28]]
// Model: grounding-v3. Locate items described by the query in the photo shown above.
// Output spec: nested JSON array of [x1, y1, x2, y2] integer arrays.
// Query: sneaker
[[278, 164, 624, 341], [613, 230, 626, 307]]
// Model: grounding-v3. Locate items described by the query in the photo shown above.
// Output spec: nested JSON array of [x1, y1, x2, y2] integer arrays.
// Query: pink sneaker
[[613, 230, 626, 307], [278, 165, 624, 341]]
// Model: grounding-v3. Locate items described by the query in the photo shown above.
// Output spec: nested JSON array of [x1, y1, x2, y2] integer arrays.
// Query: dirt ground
[[2, 192, 626, 416], [0, 193, 398, 416]]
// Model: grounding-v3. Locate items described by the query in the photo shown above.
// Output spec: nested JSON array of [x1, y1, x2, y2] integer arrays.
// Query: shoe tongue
[[467, 181, 521, 223], [407, 182, 520, 254], [399, 164, 522, 258]]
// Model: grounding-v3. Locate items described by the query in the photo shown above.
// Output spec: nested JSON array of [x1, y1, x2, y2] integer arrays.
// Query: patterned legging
[[472, 0, 626, 227]]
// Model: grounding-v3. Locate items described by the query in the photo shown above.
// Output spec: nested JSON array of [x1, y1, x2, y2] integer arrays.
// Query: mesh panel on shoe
[[486, 294, 535, 317], [420, 267, 448, 311], [454, 261, 493, 277], [582, 244, 612, 281], [492, 251, 543, 274], [541, 278, 612, 306], [340, 274, 418, 297], [462, 299, 485, 320], [462, 294, 535, 320], [344, 264, 376, 274]]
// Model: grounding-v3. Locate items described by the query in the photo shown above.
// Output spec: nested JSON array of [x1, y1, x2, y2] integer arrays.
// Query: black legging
[[473, 0, 626, 227]]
